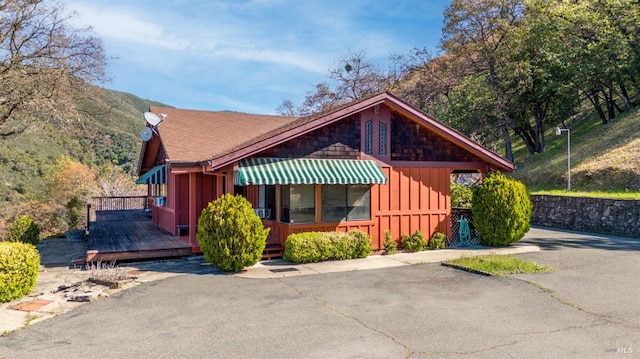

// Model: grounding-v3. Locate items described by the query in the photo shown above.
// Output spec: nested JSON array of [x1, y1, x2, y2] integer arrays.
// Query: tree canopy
[[281, 0, 640, 161], [0, 0, 108, 136]]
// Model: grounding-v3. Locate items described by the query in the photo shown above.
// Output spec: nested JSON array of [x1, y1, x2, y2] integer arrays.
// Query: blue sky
[[67, 0, 450, 114]]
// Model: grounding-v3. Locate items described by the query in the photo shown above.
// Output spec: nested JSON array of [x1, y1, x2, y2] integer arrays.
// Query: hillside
[[0, 85, 169, 230], [511, 107, 640, 194]]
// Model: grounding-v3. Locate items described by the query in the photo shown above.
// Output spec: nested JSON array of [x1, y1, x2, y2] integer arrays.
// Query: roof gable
[[209, 92, 514, 172], [138, 92, 513, 173]]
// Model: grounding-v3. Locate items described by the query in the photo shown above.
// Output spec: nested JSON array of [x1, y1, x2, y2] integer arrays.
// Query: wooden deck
[[86, 210, 194, 262]]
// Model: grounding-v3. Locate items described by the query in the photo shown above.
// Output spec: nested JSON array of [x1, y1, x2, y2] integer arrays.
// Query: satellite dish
[[144, 112, 164, 127], [140, 127, 153, 141]]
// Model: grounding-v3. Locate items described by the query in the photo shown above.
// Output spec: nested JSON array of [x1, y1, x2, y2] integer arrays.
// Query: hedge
[[284, 230, 372, 264]]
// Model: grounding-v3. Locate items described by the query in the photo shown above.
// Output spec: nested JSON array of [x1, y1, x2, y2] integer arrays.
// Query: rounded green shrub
[[6, 215, 41, 245], [383, 230, 397, 255], [472, 171, 533, 246], [284, 232, 332, 263], [402, 230, 425, 252], [284, 230, 372, 264], [348, 230, 373, 258], [428, 232, 447, 250], [451, 182, 473, 208], [196, 194, 269, 272], [0, 242, 40, 303]]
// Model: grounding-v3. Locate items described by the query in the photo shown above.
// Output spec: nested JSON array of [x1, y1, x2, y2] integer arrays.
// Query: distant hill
[[0, 85, 170, 228]]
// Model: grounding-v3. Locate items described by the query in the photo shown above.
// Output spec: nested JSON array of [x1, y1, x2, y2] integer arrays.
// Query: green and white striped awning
[[136, 165, 167, 185], [234, 158, 387, 186]]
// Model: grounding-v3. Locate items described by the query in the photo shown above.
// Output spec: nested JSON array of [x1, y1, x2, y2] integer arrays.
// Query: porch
[[86, 197, 284, 262], [86, 197, 194, 262]]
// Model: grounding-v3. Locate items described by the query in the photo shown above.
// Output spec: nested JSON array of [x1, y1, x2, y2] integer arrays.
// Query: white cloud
[[64, 0, 449, 112], [68, 3, 188, 51], [68, 1, 329, 74]]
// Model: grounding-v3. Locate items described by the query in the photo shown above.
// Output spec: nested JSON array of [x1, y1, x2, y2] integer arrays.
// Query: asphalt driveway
[[1, 227, 638, 358]]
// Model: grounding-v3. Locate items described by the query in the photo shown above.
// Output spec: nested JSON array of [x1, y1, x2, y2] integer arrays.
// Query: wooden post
[[86, 203, 92, 235], [188, 172, 198, 246]]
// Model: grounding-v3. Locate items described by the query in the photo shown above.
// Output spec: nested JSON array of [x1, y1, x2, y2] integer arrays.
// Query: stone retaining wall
[[530, 195, 640, 237]]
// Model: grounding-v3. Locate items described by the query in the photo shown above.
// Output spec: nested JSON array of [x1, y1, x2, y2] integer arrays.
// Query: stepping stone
[[9, 299, 53, 312]]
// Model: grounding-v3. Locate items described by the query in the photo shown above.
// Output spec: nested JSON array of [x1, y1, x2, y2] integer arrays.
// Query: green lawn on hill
[[511, 107, 640, 198]]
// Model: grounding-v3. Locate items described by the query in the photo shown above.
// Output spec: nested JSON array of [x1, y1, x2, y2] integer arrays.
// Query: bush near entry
[[472, 171, 533, 246], [197, 194, 269, 272], [402, 230, 425, 252], [428, 232, 447, 249], [0, 242, 40, 303], [284, 230, 373, 264], [383, 230, 397, 255], [451, 182, 473, 208], [5, 215, 40, 245]]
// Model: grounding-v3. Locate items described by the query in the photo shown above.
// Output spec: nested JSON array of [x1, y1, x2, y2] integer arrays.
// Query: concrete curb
[[235, 243, 540, 279]]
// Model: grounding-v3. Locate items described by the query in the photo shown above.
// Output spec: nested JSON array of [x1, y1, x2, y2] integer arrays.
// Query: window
[[379, 121, 387, 155], [322, 185, 371, 222], [365, 120, 373, 154], [280, 185, 315, 224], [249, 185, 276, 220], [151, 184, 167, 197], [322, 186, 347, 222], [264, 185, 276, 220]]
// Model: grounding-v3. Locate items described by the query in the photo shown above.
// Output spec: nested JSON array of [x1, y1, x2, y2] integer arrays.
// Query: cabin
[[136, 92, 513, 256]]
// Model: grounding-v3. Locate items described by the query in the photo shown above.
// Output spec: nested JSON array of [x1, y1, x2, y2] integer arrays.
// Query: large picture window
[[322, 184, 371, 222], [280, 185, 315, 224]]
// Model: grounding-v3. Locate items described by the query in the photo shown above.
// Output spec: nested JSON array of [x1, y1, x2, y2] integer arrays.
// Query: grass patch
[[530, 190, 640, 200], [445, 255, 552, 277]]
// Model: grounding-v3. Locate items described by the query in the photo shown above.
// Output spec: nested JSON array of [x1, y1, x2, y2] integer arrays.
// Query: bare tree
[[278, 50, 394, 117], [275, 99, 298, 117], [0, 0, 108, 136], [329, 49, 386, 101]]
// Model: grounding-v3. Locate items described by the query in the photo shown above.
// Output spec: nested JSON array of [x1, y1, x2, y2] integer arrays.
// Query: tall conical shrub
[[197, 194, 269, 272], [472, 171, 533, 246]]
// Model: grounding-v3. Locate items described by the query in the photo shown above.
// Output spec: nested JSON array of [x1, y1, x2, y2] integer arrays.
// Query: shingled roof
[[149, 107, 298, 164]]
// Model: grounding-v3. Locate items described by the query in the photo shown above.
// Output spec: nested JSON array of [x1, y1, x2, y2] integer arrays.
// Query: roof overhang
[[136, 165, 167, 185]]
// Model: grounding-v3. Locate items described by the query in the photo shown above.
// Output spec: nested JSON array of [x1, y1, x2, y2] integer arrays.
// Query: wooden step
[[262, 252, 284, 259], [262, 243, 283, 259]]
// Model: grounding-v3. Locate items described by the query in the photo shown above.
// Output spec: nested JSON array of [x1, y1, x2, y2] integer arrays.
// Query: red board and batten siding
[[153, 171, 227, 242], [247, 165, 451, 251], [373, 166, 450, 249]]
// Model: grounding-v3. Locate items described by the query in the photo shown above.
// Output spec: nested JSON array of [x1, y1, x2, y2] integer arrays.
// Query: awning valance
[[136, 165, 167, 185], [234, 158, 387, 186]]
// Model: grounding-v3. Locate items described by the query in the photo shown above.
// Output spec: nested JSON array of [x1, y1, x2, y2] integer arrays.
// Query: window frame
[[321, 184, 371, 223], [279, 184, 316, 224]]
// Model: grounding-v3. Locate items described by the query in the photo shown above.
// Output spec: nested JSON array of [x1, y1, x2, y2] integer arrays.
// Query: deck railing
[[87, 196, 148, 234], [91, 196, 148, 211]]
